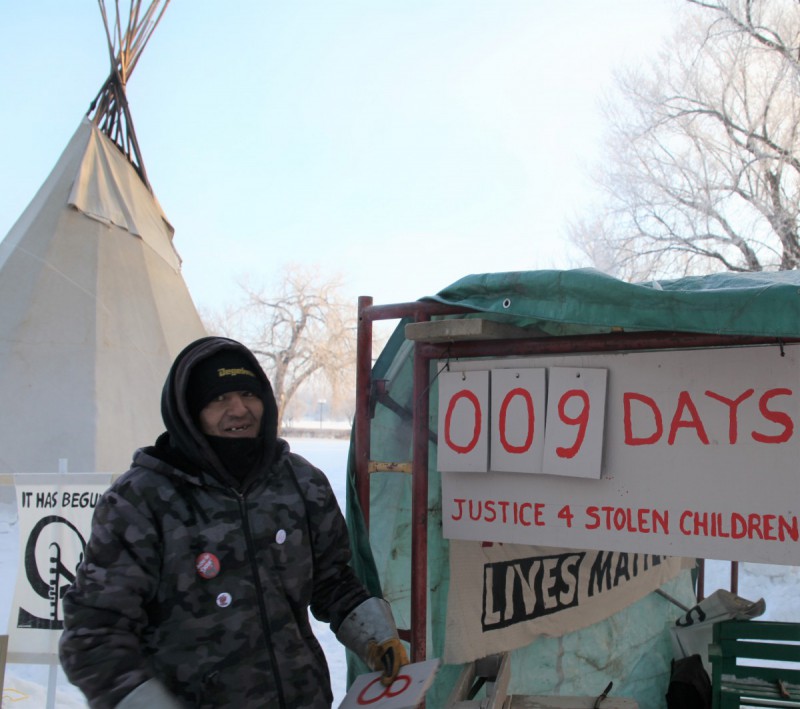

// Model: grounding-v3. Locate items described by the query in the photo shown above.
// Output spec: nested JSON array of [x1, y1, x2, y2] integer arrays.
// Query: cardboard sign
[[440, 345, 800, 565], [339, 659, 440, 709], [9, 473, 110, 659]]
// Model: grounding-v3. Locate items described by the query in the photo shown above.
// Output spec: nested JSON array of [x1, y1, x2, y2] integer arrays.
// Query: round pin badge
[[216, 592, 232, 608], [195, 552, 221, 579], [276, 529, 287, 544]]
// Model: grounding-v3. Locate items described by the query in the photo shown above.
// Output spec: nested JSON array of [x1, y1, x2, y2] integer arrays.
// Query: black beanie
[[187, 349, 265, 419]]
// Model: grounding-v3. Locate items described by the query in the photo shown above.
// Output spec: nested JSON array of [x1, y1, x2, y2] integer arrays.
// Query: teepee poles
[[89, 0, 171, 191]]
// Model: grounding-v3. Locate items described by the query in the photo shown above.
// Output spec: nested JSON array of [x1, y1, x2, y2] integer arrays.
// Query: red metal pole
[[411, 316, 431, 662], [355, 296, 374, 528]]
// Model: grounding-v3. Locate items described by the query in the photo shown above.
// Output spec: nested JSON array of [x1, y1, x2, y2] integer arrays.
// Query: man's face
[[198, 391, 263, 438]]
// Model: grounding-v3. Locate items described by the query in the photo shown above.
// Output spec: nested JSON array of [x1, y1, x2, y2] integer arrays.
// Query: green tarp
[[345, 269, 800, 708], [430, 269, 800, 338]]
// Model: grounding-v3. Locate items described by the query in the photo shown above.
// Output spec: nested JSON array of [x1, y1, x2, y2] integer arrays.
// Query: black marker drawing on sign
[[18, 514, 86, 630]]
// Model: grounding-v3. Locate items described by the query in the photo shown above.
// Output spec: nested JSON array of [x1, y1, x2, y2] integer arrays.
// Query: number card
[[437, 370, 489, 473], [490, 368, 547, 474], [542, 367, 607, 479], [339, 659, 441, 709]]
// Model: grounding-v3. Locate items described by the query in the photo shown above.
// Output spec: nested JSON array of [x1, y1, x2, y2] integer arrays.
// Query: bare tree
[[570, 0, 800, 281], [203, 264, 357, 431]]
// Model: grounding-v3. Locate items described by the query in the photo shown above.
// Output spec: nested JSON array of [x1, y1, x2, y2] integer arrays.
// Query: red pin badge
[[195, 552, 221, 579]]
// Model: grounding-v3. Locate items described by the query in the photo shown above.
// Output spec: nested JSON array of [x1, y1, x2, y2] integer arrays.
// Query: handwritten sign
[[437, 370, 489, 472], [339, 659, 440, 709], [440, 345, 800, 565], [445, 541, 690, 664], [542, 367, 607, 479], [9, 473, 110, 658], [490, 367, 546, 474], [438, 367, 607, 477]]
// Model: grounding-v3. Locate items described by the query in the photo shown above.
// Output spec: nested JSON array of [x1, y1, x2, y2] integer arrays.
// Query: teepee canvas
[[0, 1, 206, 474]]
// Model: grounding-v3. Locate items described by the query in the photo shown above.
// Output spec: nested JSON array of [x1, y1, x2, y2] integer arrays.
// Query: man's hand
[[335, 597, 409, 685], [367, 637, 410, 686]]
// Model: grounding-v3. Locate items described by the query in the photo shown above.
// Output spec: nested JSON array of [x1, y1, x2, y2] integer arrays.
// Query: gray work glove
[[336, 597, 409, 686], [116, 678, 184, 709]]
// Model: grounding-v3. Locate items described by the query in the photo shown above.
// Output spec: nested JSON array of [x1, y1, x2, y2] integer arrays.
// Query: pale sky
[[0, 1, 678, 312]]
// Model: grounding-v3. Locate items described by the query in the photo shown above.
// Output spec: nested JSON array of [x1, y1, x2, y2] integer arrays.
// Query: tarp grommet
[[502, 298, 512, 308]]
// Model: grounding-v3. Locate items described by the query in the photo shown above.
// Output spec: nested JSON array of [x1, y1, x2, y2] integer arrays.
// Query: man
[[59, 336, 407, 708]]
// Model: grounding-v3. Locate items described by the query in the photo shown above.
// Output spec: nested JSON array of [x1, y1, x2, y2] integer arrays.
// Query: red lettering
[[623, 392, 663, 445], [731, 513, 747, 539], [499, 387, 535, 454], [558, 504, 575, 527], [484, 500, 496, 523], [518, 502, 532, 526], [358, 674, 412, 703], [556, 389, 590, 459], [780, 516, 799, 541], [637, 508, 651, 533], [468, 500, 482, 521], [497, 500, 509, 523], [679, 510, 693, 535], [752, 388, 793, 444], [668, 391, 709, 445], [748, 513, 763, 540], [444, 389, 482, 453], [679, 510, 798, 541], [704, 389, 754, 444], [451, 498, 545, 527]]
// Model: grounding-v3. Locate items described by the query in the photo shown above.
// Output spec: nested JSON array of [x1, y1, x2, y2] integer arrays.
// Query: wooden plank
[[405, 318, 531, 343], [368, 461, 412, 474], [508, 697, 638, 708], [444, 661, 478, 706]]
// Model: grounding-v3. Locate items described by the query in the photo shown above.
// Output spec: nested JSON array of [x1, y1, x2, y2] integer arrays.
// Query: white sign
[[542, 367, 607, 479], [339, 659, 440, 709], [437, 370, 489, 472], [437, 367, 607, 477], [9, 473, 110, 658], [440, 345, 800, 565], [490, 368, 546, 474]]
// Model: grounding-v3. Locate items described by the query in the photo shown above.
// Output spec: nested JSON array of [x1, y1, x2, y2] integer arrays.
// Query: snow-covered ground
[[1, 437, 798, 707]]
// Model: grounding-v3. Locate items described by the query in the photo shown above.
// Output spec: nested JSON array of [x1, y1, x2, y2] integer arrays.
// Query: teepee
[[0, 1, 206, 474]]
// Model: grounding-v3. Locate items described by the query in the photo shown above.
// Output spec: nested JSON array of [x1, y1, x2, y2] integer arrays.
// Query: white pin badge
[[216, 592, 232, 608], [276, 529, 287, 544]]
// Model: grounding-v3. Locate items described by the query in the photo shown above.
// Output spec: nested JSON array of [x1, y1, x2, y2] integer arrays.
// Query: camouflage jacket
[[59, 441, 368, 708], [59, 337, 369, 709]]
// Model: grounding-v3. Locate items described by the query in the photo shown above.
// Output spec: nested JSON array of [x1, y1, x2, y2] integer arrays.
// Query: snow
[[2, 436, 798, 707]]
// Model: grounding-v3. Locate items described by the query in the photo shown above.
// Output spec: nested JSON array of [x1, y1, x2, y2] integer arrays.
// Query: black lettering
[[588, 551, 614, 597], [481, 551, 585, 630]]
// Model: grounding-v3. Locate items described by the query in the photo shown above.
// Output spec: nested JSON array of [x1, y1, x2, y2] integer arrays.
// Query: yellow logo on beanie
[[216, 367, 256, 378]]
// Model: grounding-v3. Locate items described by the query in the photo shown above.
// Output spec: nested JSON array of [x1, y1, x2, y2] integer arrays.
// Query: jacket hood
[[160, 336, 279, 484]]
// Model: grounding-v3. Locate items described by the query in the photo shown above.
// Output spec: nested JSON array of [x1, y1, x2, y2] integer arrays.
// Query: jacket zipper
[[236, 489, 288, 709]]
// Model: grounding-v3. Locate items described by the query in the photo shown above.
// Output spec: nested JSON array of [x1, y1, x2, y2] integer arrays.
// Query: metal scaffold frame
[[353, 294, 796, 662]]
